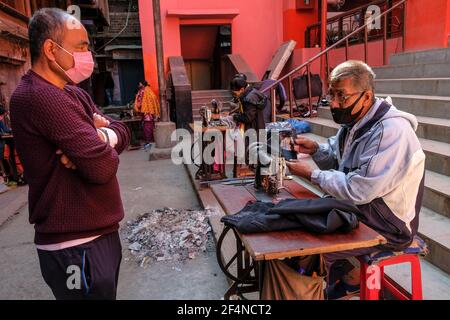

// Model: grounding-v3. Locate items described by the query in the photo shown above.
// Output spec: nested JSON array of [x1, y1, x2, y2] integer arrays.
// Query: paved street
[[0, 150, 228, 300]]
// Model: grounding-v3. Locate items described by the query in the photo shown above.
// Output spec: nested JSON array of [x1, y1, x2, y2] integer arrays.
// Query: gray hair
[[28, 8, 74, 64], [329, 60, 376, 91]]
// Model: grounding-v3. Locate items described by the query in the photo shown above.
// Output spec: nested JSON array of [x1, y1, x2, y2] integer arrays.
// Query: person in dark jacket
[[259, 79, 287, 123], [230, 75, 266, 132]]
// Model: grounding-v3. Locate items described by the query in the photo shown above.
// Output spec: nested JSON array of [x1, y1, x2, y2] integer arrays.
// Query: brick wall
[[106, 12, 141, 35]]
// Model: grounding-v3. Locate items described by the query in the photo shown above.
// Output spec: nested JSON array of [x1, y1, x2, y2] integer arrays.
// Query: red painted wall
[[404, 0, 450, 51], [180, 26, 218, 60], [282, 0, 319, 48], [138, 0, 283, 92], [138, 0, 450, 94]]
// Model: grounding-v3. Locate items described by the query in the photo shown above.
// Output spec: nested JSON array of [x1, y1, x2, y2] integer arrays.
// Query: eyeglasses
[[325, 90, 364, 105]]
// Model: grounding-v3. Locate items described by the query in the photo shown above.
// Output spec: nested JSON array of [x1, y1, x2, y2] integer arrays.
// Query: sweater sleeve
[[78, 88, 131, 154], [31, 89, 121, 185]]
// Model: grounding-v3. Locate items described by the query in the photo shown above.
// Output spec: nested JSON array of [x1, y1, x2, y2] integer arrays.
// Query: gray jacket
[[311, 97, 426, 250]]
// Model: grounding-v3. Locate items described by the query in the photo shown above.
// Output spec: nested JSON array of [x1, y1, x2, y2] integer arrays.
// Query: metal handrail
[[262, 0, 407, 122], [306, 0, 390, 32]]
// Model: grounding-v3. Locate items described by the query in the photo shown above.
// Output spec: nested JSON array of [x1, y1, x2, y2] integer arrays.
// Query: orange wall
[[138, 0, 284, 92], [283, 0, 319, 48], [279, 37, 403, 93], [180, 26, 218, 60], [138, 0, 450, 93], [405, 0, 450, 51]]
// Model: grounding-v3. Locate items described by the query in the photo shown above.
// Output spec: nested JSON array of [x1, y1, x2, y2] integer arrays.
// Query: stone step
[[192, 102, 232, 109], [192, 98, 233, 106], [373, 61, 450, 79], [385, 256, 450, 299], [415, 116, 450, 144], [192, 98, 234, 108], [374, 78, 450, 97], [191, 90, 232, 99], [419, 138, 450, 177], [377, 93, 450, 119], [192, 94, 233, 100], [317, 106, 450, 144], [424, 171, 450, 219], [418, 207, 450, 276], [389, 47, 450, 65], [384, 256, 450, 299]]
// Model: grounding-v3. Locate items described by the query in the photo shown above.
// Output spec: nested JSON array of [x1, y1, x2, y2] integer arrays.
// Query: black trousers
[[37, 231, 122, 300]]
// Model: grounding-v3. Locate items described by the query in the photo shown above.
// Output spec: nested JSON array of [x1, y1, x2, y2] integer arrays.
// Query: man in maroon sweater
[[9, 8, 130, 299]]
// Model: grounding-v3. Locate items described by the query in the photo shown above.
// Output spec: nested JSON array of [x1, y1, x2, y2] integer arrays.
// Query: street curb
[[184, 163, 234, 287]]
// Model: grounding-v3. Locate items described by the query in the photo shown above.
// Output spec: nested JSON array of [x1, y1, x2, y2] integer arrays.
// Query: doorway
[[180, 25, 232, 90], [118, 59, 145, 105]]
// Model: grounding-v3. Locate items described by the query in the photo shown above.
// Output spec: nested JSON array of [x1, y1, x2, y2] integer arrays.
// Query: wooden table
[[211, 180, 386, 299]]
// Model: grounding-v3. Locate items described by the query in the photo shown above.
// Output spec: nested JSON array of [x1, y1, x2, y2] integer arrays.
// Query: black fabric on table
[[221, 198, 360, 234]]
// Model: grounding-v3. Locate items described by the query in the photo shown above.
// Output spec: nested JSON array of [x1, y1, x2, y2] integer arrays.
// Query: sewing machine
[[249, 125, 297, 195]]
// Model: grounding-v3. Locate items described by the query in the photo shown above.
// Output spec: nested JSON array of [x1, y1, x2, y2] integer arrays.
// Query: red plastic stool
[[358, 254, 423, 300]]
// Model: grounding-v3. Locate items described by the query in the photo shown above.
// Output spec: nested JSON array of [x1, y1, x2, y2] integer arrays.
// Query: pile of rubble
[[124, 207, 217, 267]]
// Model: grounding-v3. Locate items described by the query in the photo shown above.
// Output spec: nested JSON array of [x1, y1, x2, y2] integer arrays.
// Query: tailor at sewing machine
[[196, 99, 299, 193]]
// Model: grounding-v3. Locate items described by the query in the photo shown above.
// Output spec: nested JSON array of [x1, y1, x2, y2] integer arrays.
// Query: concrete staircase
[[281, 47, 450, 295], [191, 90, 233, 122]]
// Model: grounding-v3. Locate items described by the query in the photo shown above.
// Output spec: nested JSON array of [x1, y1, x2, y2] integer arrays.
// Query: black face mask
[[331, 91, 366, 125]]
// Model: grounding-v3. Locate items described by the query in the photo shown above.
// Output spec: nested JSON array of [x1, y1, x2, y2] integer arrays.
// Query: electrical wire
[[95, 0, 133, 53]]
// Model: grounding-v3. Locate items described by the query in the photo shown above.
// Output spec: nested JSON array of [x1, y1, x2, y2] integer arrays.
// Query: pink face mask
[[52, 41, 94, 84]]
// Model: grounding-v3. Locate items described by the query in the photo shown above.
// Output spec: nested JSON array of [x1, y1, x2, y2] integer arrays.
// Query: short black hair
[[230, 76, 247, 91], [28, 8, 73, 64], [0, 105, 5, 115], [233, 73, 247, 81], [142, 81, 149, 87]]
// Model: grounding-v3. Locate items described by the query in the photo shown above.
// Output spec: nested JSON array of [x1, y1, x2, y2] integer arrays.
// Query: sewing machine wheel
[[190, 138, 201, 168], [216, 226, 257, 285]]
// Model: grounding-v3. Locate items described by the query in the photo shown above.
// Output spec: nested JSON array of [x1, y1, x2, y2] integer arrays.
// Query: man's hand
[[56, 149, 76, 170], [293, 136, 319, 155], [286, 160, 313, 180], [93, 113, 110, 128]]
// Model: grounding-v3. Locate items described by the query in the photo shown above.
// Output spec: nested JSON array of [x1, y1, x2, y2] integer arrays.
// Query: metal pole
[[320, 0, 327, 105], [402, 1, 407, 52], [345, 38, 349, 60], [320, 0, 327, 52], [152, 0, 168, 122], [364, 25, 368, 63], [383, 15, 387, 65], [307, 64, 313, 116], [288, 76, 294, 118], [271, 88, 276, 122]]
